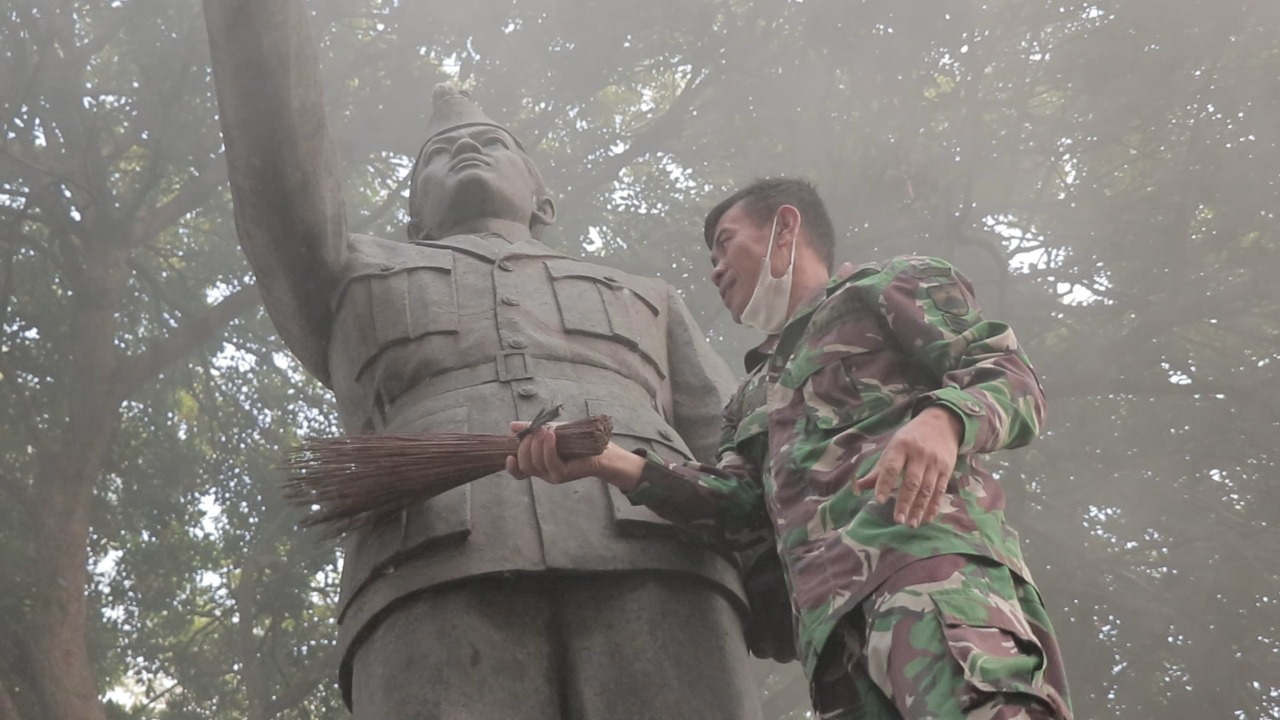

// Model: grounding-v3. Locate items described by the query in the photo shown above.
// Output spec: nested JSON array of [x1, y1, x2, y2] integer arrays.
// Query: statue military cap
[[419, 82, 524, 151]]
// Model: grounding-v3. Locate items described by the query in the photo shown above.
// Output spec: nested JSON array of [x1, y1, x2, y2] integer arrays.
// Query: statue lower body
[[348, 572, 764, 720]]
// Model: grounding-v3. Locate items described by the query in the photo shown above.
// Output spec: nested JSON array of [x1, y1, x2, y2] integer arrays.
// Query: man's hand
[[854, 406, 964, 527], [506, 422, 645, 492]]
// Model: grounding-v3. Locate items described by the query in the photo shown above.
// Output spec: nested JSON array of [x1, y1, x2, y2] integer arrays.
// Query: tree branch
[[27, 11, 112, 219], [555, 66, 715, 214], [120, 8, 215, 226], [0, 353, 51, 462], [0, 228, 17, 328], [69, 0, 166, 67], [111, 285, 260, 402], [127, 256, 194, 319], [229, 554, 267, 720], [130, 164, 226, 246], [349, 168, 410, 236], [0, 147, 97, 209]]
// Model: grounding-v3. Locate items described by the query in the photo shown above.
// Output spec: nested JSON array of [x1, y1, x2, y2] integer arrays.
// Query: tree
[[0, 1, 335, 717]]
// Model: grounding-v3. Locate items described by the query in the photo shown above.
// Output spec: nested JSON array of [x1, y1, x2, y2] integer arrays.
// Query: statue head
[[406, 83, 556, 242]]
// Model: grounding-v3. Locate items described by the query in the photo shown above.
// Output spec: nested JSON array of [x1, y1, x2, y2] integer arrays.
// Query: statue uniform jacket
[[623, 256, 1048, 679], [294, 232, 746, 673]]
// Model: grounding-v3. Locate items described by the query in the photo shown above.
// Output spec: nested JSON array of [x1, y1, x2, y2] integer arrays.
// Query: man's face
[[709, 201, 776, 322], [413, 125, 543, 235]]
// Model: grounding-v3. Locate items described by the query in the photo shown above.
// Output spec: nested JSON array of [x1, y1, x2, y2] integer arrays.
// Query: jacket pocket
[[797, 347, 898, 430], [929, 587, 1053, 713]]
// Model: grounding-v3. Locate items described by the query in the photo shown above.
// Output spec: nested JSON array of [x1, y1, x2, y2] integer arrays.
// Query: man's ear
[[775, 204, 802, 248], [532, 195, 557, 229]]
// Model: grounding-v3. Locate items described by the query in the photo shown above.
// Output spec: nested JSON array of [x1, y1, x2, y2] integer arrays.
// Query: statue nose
[[451, 137, 483, 158]]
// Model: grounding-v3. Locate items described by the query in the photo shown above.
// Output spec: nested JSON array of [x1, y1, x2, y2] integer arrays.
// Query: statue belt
[[390, 351, 657, 413]]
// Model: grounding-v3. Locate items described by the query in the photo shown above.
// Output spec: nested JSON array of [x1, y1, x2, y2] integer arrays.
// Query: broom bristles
[[283, 414, 613, 535]]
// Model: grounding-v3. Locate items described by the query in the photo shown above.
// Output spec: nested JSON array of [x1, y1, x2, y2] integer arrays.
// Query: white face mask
[[739, 213, 797, 335]]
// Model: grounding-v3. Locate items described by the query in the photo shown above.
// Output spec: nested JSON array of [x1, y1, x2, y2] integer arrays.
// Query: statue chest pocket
[[545, 259, 666, 378], [368, 261, 459, 345], [331, 255, 460, 382]]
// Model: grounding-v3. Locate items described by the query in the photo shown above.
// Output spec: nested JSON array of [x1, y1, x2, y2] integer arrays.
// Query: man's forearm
[[510, 425, 771, 549], [623, 451, 773, 550]]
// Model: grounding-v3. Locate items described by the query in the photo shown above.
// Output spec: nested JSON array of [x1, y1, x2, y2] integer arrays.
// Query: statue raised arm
[[203, 0, 346, 383], [202, 2, 766, 718]]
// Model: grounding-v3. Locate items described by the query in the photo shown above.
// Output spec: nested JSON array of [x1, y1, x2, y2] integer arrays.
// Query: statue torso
[[328, 233, 676, 436], [324, 232, 745, 653]]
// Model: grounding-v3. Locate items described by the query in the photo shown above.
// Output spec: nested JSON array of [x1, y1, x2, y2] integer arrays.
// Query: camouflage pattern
[[626, 256, 1051, 683], [813, 554, 1071, 719]]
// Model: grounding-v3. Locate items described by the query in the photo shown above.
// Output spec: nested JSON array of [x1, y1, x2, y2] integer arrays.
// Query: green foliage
[[1, 0, 1277, 718]]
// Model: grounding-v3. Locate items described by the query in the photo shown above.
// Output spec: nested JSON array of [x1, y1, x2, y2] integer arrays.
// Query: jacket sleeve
[[625, 388, 773, 552], [866, 256, 1046, 455]]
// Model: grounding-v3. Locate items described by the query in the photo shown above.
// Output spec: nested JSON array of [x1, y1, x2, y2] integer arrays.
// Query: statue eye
[[424, 146, 448, 163], [482, 135, 509, 149]]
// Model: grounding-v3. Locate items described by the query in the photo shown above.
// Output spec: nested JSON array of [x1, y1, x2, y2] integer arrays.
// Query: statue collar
[[413, 234, 571, 264]]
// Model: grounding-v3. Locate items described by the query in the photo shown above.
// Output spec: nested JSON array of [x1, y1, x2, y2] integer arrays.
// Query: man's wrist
[[919, 404, 964, 445], [595, 443, 646, 493], [916, 388, 982, 453]]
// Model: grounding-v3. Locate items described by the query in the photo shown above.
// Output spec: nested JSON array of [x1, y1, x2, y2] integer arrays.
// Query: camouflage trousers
[[812, 554, 1072, 720]]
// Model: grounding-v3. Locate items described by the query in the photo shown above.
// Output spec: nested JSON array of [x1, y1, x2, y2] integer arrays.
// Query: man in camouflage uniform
[[511, 178, 1072, 719]]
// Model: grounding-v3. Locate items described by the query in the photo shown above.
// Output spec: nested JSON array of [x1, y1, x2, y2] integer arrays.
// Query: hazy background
[[1, 0, 1277, 718]]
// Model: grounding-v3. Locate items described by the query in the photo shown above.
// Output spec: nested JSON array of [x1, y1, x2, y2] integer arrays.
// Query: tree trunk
[[23, 241, 127, 720], [27, 459, 107, 720]]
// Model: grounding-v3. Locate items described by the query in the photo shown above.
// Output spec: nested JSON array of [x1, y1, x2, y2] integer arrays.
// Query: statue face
[[412, 125, 549, 237]]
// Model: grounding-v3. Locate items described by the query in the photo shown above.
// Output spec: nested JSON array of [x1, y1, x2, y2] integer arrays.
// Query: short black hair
[[703, 177, 836, 270]]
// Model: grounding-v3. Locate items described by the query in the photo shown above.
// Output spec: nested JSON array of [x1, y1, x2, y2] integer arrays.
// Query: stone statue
[[201, 2, 763, 718]]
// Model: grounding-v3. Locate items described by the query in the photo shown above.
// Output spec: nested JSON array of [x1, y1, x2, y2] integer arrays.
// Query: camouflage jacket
[[626, 256, 1046, 677]]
